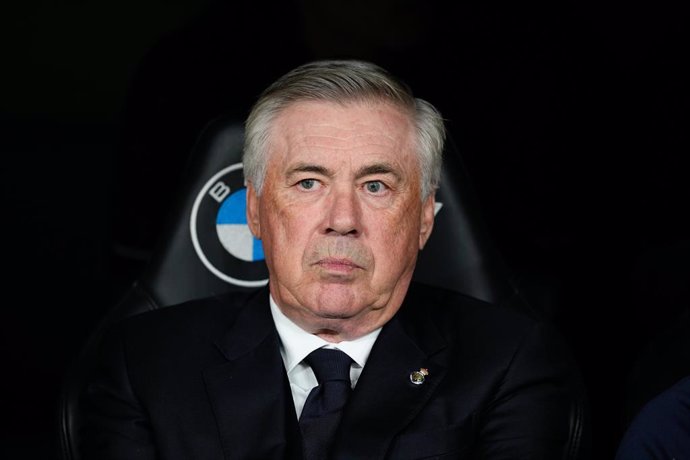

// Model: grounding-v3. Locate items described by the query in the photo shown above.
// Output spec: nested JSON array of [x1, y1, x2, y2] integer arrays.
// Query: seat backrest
[[58, 115, 584, 459], [124, 115, 520, 313]]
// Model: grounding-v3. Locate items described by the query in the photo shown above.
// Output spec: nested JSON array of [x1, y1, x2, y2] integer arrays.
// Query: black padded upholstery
[[57, 115, 587, 459]]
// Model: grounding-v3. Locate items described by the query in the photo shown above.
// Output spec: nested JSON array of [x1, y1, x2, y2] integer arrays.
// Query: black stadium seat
[[57, 114, 589, 460]]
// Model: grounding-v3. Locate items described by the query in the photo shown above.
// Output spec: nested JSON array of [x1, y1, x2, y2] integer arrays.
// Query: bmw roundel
[[190, 163, 268, 287]]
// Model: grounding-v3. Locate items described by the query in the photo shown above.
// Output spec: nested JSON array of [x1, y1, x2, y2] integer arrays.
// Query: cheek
[[262, 204, 312, 260], [392, 200, 422, 237], [369, 207, 421, 257]]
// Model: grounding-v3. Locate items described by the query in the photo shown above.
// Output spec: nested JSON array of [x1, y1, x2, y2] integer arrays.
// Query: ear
[[245, 182, 261, 239], [418, 194, 436, 250]]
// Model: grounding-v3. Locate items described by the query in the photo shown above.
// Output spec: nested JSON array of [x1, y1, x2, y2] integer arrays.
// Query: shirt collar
[[269, 294, 381, 373]]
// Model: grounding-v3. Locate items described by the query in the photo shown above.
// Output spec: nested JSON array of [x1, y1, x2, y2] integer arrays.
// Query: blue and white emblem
[[190, 163, 268, 287], [216, 189, 265, 262]]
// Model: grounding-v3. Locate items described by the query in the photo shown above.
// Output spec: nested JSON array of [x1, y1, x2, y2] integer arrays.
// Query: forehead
[[268, 100, 417, 164]]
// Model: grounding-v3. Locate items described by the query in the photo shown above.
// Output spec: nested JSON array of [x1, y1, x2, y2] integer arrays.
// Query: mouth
[[314, 257, 363, 274]]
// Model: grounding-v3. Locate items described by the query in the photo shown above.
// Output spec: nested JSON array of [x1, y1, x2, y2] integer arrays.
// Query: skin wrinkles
[[246, 100, 436, 342]]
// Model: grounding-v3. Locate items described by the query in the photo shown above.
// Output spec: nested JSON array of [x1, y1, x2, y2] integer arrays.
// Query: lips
[[315, 257, 362, 272], [306, 238, 372, 272]]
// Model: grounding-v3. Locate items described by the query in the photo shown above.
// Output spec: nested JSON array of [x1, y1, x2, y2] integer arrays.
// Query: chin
[[313, 309, 355, 320], [311, 284, 367, 316]]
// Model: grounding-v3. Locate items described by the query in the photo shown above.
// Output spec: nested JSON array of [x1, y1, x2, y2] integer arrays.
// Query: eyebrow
[[285, 161, 402, 181], [286, 163, 331, 178], [355, 163, 401, 182]]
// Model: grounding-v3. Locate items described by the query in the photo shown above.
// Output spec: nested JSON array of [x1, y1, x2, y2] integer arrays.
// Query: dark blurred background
[[2, 1, 688, 458]]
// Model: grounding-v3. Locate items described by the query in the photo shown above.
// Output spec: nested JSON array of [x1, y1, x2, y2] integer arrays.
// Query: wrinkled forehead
[[267, 100, 418, 164]]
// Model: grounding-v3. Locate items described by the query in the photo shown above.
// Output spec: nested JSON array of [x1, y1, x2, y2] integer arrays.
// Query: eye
[[298, 178, 318, 190], [364, 181, 386, 194]]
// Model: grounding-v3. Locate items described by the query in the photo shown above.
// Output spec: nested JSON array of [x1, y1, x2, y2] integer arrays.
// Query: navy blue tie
[[299, 348, 353, 460]]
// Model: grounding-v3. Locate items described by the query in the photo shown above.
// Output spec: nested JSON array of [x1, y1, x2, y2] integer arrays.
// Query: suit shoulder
[[110, 288, 266, 341], [402, 282, 555, 341], [402, 283, 581, 381], [405, 282, 534, 321]]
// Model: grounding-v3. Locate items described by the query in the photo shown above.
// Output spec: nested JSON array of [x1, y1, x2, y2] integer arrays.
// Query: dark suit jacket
[[81, 282, 587, 459], [614, 375, 690, 460]]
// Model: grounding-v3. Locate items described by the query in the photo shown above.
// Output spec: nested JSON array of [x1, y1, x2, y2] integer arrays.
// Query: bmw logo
[[190, 163, 269, 287]]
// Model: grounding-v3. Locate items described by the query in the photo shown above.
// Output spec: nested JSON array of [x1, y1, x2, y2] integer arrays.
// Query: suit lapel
[[333, 296, 449, 459], [203, 288, 302, 459]]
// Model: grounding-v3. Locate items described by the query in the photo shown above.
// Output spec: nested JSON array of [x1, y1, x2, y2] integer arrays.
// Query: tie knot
[[305, 348, 353, 384]]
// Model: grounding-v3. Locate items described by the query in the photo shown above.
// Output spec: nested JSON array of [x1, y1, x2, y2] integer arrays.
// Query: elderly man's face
[[246, 100, 435, 341]]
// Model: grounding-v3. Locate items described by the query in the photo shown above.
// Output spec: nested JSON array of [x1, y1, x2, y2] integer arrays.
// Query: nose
[[325, 186, 361, 236]]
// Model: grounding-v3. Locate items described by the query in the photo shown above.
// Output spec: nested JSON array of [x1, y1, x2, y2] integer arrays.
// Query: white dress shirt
[[269, 295, 381, 419]]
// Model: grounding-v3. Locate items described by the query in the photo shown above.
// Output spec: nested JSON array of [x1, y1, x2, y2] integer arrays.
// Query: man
[[82, 60, 587, 459]]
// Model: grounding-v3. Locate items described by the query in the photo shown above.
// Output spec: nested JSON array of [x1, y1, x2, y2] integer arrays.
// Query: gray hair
[[242, 60, 446, 200]]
